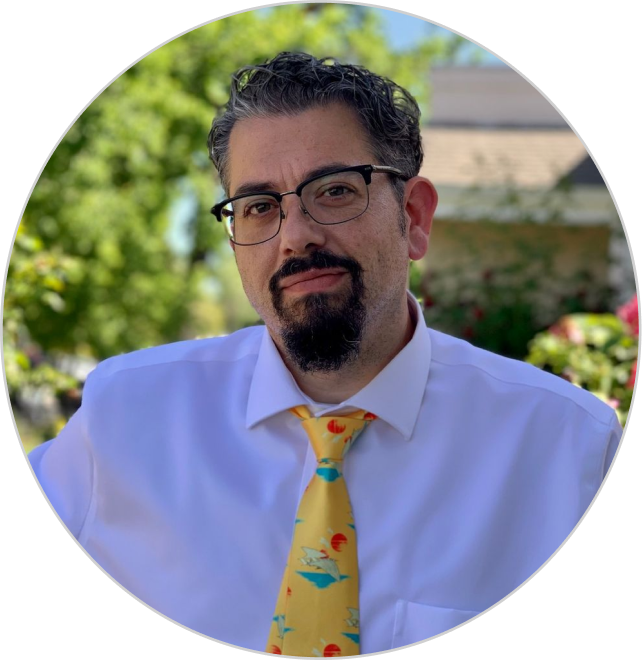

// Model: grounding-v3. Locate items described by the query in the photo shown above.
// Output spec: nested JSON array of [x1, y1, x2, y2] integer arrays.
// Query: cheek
[[369, 232, 410, 292], [235, 251, 274, 301], [374, 244, 403, 276]]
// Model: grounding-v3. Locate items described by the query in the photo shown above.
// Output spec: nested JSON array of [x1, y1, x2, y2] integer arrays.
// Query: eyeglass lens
[[222, 170, 369, 245]]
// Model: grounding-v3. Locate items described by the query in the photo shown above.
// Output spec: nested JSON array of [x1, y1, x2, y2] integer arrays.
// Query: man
[[29, 53, 621, 655]]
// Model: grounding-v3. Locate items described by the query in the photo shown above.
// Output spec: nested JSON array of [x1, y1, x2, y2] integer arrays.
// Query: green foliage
[[526, 303, 638, 424], [4, 224, 81, 395]]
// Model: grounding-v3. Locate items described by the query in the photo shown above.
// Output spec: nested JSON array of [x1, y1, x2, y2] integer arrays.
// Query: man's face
[[226, 104, 414, 372]]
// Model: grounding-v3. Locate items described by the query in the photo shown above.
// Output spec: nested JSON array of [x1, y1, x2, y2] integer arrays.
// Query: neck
[[273, 295, 417, 404]]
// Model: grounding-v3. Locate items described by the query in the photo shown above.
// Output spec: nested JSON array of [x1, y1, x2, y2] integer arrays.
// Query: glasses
[[210, 164, 406, 246]]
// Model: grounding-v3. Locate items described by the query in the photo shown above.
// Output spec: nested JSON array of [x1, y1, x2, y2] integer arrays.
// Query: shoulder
[[428, 328, 616, 428], [86, 325, 265, 388]]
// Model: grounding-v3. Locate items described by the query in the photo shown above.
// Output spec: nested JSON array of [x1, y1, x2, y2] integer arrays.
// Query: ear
[[402, 177, 438, 261]]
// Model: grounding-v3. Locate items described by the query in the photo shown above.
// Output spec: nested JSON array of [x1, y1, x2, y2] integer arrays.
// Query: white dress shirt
[[29, 296, 621, 653]]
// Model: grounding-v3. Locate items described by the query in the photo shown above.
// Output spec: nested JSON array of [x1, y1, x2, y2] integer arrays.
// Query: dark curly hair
[[208, 52, 424, 199]]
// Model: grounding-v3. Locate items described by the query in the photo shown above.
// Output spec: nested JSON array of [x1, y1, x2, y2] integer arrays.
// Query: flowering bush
[[416, 262, 613, 360], [526, 295, 638, 424]]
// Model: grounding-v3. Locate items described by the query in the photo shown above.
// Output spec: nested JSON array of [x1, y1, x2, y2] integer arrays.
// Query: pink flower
[[550, 317, 584, 345], [617, 295, 639, 337]]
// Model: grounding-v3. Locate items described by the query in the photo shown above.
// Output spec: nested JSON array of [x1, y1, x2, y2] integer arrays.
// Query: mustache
[[269, 250, 363, 294]]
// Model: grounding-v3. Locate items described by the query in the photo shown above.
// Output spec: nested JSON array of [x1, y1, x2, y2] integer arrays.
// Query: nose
[[278, 194, 327, 255]]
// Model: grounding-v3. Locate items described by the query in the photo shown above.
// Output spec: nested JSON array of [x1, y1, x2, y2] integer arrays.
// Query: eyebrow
[[232, 162, 353, 197]]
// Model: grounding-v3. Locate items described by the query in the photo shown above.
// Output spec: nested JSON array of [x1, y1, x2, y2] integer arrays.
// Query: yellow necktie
[[266, 406, 376, 657]]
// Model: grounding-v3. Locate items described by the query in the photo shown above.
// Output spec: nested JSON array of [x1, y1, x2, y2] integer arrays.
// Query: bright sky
[[374, 6, 504, 65], [252, 5, 505, 65]]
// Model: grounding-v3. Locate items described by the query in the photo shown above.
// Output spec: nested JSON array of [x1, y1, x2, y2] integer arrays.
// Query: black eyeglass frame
[[210, 164, 407, 246]]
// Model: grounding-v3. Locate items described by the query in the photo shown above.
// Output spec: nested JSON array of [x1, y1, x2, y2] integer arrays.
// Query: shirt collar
[[246, 293, 431, 440]]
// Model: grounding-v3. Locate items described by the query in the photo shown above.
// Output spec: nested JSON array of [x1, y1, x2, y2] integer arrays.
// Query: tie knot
[[291, 406, 376, 462]]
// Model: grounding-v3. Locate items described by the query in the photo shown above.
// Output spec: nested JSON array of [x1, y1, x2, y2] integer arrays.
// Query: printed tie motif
[[266, 406, 376, 657]]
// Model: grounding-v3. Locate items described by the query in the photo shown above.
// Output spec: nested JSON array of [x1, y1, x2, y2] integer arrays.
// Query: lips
[[279, 267, 348, 290], [268, 250, 362, 307]]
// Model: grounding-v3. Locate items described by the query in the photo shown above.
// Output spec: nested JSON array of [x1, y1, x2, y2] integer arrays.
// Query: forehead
[[227, 104, 375, 195]]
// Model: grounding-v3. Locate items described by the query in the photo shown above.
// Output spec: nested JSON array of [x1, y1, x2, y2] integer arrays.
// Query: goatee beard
[[269, 250, 366, 373]]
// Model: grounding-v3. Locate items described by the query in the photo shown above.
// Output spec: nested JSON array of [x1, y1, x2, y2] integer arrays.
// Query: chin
[[276, 289, 367, 373]]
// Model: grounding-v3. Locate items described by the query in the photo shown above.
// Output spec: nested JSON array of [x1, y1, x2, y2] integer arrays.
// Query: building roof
[[420, 127, 597, 189], [429, 66, 568, 128], [423, 67, 605, 190]]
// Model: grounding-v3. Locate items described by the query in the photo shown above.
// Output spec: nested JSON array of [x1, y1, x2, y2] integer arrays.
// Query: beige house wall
[[426, 220, 610, 277], [418, 220, 612, 315]]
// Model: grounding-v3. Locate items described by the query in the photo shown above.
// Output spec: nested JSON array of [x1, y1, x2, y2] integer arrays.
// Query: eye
[[246, 202, 271, 215], [323, 184, 352, 197], [241, 198, 279, 218], [320, 184, 355, 198]]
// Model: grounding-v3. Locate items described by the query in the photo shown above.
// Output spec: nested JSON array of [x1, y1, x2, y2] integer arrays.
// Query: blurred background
[[3, 3, 637, 451]]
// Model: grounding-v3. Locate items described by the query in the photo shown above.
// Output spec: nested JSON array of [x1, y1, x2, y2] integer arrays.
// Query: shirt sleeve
[[28, 402, 95, 540]]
